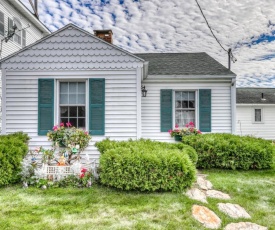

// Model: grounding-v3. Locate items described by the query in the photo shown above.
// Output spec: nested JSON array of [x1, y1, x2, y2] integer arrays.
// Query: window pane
[[78, 82, 85, 92], [60, 117, 68, 124], [189, 92, 195, 100], [69, 82, 77, 93], [69, 118, 77, 127], [60, 83, 68, 93], [255, 109, 261, 122], [78, 106, 85, 117], [60, 94, 68, 104], [69, 106, 77, 117], [78, 94, 85, 104], [189, 100, 195, 108], [69, 94, 77, 104], [60, 106, 68, 117], [78, 118, 85, 128]]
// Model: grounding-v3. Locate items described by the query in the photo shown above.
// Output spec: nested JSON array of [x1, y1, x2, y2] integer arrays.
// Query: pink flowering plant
[[169, 122, 202, 138], [47, 122, 91, 164]]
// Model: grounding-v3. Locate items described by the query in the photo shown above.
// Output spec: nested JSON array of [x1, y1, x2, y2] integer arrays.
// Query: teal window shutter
[[160, 89, 173, 132], [38, 79, 54, 135], [199, 89, 211, 132], [89, 79, 105, 135]]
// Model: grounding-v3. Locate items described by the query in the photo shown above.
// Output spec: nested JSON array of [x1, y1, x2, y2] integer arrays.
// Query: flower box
[[174, 134, 182, 142]]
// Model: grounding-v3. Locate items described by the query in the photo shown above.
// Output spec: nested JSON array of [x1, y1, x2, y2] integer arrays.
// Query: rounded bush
[[99, 147, 196, 192], [182, 133, 275, 170], [0, 132, 29, 186]]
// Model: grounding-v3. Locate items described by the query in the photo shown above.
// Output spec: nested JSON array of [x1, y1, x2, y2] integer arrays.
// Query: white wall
[[141, 81, 232, 142], [2, 69, 139, 160], [236, 104, 275, 139]]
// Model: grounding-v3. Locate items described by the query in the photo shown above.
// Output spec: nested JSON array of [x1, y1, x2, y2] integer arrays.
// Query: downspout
[[231, 77, 236, 134]]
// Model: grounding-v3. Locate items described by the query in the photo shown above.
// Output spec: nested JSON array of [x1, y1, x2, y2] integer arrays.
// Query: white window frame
[[252, 107, 264, 124], [55, 79, 89, 129], [173, 90, 198, 128]]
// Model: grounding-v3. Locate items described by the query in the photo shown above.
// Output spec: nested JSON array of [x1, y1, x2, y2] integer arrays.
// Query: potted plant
[[168, 124, 182, 141]]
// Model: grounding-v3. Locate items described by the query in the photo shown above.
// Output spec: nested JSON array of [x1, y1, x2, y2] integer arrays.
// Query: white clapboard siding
[[236, 104, 275, 139], [141, 82, 232, 142], [4, 69, 139, 160]]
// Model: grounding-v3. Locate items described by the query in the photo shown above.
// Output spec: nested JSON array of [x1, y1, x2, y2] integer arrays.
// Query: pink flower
[[85, 131, 89, 135], [189, 122, 195, 127], [80, 173, 85, 178], [34, 146, 41, 152], [168, 129, 172, 134], [81, 168, 87, 173], [53, 125, 58, 131], [175, 124, 179, 128], [60, 122, 64, 127], [66, 122, 72, 127]]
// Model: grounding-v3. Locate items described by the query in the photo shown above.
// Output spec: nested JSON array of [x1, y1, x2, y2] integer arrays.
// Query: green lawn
[[0, 169, 274, 230]]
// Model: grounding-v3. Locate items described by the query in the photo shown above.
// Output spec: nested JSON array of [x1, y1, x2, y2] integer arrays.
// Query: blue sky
[[21, 0, 275, 87]]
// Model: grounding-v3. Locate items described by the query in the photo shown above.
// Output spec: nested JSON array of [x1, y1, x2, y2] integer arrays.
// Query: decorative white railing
[[42, 159, 98, 181]]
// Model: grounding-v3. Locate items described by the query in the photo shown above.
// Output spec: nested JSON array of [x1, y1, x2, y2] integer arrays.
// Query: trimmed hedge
[[95, 138, 198, 165], [96, 139, 197, 192], [0, 132, 29, 186], [181, 133, 275, 170]]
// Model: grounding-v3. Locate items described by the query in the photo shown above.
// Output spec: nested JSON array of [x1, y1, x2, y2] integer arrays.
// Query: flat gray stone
[[206, 190, 231, 200], [192, 205, 221, 229], [218, 203, 251, 219], [197, 176, 213, 190], [224, 222, 267, 230], [186, 188, 207, 203]]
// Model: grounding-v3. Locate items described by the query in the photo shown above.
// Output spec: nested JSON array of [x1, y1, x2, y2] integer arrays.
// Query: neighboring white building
[[0, 0, 50, 130], [0, 0, 50, 58], [236, 88, 275, 140], [0, 24, 236, 160]]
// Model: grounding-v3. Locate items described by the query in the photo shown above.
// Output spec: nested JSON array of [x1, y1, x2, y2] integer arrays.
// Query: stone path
[[186, 172, 267, 229]]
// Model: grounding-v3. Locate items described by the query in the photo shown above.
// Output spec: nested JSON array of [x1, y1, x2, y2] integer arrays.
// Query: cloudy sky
[[21, 0, 275, 87]]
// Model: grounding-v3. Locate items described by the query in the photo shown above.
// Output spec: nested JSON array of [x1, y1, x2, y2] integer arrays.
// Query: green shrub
[[181, 133, 275, 170], [95, 139, 198, 165], [0, 132, 29, 186], [97, 139, 197, 192]]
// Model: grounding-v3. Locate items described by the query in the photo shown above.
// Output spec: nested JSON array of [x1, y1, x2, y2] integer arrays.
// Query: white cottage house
[[0, 24, 236, 160], [236, 88, 275, 139]]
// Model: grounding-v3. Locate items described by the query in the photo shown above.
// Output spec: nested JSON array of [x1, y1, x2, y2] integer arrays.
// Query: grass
[[0, 169, 274, 230]]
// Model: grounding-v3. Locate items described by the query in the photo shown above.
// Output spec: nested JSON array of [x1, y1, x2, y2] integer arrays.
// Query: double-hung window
[[0, 11, 4, 36], [59, 82, 86, 128], [175, 91, 196, 127]]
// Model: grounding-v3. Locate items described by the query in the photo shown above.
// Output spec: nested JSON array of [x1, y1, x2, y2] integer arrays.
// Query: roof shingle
[[134, 52, 235, 76], [237, 88, 275, 104]]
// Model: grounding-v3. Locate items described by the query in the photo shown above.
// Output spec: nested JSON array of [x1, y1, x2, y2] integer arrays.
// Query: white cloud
[[20, 0, 275, 87]]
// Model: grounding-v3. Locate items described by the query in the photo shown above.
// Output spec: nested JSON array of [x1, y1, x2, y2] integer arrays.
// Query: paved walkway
[[185, 172, 268, 230]]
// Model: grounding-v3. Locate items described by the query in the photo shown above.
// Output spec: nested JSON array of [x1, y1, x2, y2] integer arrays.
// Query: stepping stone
[[192, 205, 221, 229], [224, 222, 267, 230], [186, 188, 208, 203], [218, 203, 251, 219], [206, 190, 231, 200], [197, 176, 213, 190]]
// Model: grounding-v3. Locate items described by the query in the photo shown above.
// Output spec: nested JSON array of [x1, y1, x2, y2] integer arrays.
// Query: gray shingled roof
[[237, 88, 275, 104], [134, 52, 235, 76]]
